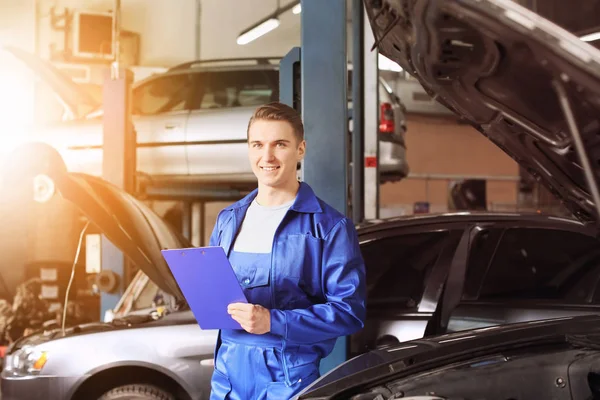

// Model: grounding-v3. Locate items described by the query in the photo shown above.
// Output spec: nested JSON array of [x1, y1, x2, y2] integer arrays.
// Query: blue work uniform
[[208, 182, 367, 400]]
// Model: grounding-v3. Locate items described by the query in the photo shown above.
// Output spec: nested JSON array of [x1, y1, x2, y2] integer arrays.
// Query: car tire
[[98, 384, 175, 400]]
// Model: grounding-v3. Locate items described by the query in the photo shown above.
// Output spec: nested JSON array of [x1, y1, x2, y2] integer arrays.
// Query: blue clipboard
[[161, 246, 248, 330]]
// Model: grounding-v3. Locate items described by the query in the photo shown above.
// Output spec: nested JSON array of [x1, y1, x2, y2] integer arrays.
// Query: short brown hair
[[247, 102, 304, 143]]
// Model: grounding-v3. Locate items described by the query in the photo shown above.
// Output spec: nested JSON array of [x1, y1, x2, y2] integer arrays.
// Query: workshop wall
[[30, 0, 301, 67], [380, 115, 519, 215], [34, 0, 196, 66], [0, 0, 37, 125], [0, 0, 36, 50]]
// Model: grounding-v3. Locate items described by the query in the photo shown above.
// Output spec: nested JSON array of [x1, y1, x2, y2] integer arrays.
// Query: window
[[191, 70, 278, 110], [462, 229, 499, 300], [362, 231, 449, 308], [132, 74, 194, 115], [478, 228, 600, 301]]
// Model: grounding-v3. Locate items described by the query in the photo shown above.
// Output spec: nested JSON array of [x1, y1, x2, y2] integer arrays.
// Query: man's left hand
[[227, 303, 271, 334]]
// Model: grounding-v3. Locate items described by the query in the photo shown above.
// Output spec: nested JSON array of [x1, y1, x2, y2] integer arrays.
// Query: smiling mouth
[[260, 166, 280, 172]]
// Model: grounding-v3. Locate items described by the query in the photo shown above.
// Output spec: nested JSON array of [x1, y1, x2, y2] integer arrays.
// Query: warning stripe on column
[[365, 157, 377, 167]]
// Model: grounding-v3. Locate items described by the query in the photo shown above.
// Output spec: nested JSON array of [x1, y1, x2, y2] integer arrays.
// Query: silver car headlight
[[4, 346, 48, 376]]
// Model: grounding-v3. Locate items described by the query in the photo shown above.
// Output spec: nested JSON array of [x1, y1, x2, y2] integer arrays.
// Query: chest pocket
[[238, 265, 270, 289], [278, 234, 322, 280], [237, 264, 271, 308]]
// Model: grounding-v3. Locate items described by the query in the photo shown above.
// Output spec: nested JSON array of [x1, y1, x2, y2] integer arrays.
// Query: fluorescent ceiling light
[[580, 31, 600, 42], [237, 18, 280, 45], [292, 4, 302, 14], [378, 54, 403, 72]]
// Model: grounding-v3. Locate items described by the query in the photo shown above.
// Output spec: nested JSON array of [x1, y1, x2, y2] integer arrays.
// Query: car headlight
[[4, 346, 48, 376]]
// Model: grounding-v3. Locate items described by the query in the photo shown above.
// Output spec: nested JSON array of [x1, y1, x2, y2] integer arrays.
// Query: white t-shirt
[[232, 198, 294, 254]]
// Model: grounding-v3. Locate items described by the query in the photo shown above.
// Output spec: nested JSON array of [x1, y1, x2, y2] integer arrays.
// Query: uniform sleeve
[[208, 210, 223, 247], [269, 218, 367, 343]]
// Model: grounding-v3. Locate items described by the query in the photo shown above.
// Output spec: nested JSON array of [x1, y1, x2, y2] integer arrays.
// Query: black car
[[353, 212, 600, 356], [298, 0, 600, 397]]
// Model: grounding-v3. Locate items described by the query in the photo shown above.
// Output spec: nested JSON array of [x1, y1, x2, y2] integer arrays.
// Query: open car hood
[[364, 0, 600, 223], [52, 171, 187, 302], [2, 46, 100, 119]]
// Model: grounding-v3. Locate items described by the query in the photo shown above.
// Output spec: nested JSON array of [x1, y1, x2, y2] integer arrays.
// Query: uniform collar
[[225, 181, 323, 214]]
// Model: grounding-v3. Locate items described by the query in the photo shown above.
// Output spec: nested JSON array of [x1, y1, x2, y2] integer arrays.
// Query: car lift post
[[363, 6, 380, 220], [352, 0, 365, 224], [100, 0, 136, 319], [100, 66, 135, 319], [300, 0, 348, 374]]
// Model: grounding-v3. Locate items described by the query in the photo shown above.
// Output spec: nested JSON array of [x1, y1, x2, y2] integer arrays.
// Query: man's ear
[[297, 140, 306, 160]]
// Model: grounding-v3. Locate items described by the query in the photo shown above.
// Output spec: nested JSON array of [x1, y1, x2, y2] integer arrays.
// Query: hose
[[61, 221, 90, 336]]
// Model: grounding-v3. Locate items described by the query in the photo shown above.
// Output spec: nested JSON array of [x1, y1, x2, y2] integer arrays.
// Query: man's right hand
[[228, 303, 271, 334]]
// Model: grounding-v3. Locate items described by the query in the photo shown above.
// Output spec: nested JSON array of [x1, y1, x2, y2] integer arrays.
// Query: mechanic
[[208, 102, 367, 400]]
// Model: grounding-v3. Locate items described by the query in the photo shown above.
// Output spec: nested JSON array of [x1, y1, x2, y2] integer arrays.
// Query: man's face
[[248, 119, 305, 189]]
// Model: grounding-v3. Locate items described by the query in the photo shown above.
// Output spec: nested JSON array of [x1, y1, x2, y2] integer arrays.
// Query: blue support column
[[300, 0, 349, 375], [279, 47, 301, 110], [100, 235, 125, 317], [100, 67, 136, 318]]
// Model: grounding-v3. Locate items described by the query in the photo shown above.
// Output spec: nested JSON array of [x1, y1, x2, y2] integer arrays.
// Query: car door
[[351, 228, 462, 356], [131, 72, 194, 176], [185, 68, 278, 180], [448, 226, 600, 332]]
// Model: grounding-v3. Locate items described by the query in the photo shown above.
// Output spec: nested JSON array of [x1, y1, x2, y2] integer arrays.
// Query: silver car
[[6, 48, 409, 185], [0, 172, 219, 400]]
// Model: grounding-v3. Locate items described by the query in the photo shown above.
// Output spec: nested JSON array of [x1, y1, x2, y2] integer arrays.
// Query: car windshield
[[466, 228, 600, 301], [192, 69, 279, 109]]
